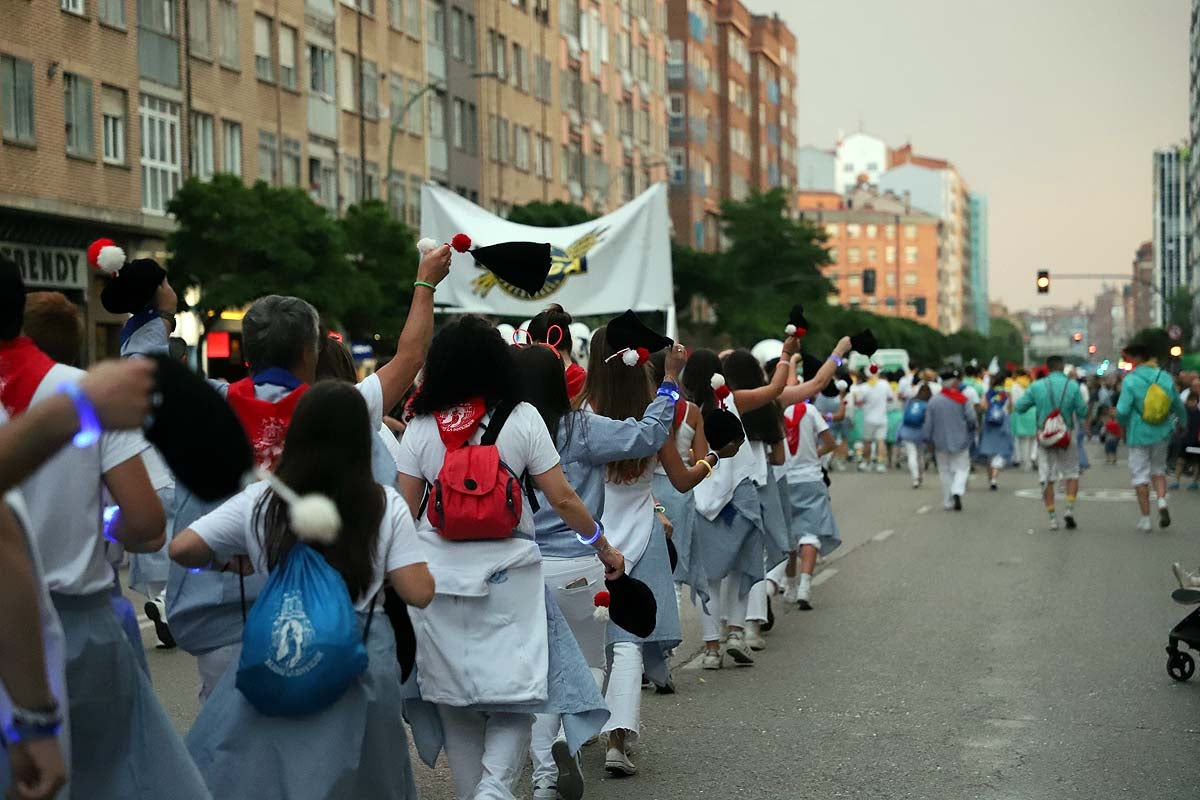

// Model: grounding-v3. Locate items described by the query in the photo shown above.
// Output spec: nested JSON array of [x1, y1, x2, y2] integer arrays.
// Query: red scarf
[[942, 387, 968, 405], [784, 403, 808, 456], [673, 399, 688, 428], [434, 397, 487, 449], [0, 337, 56, 418], [565, 363, 587, 401], [226, 378, 310, 470]]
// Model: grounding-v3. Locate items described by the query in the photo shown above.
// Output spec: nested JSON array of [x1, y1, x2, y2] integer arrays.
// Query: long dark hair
[[528, 303, 574, 356], [582, 325, 655, 483], [512, 344, 575, 444], [721, 349, 783, 444], [254, 381, 384, 602], [408, 315, 519, 416], [682, 348, 722, 413]]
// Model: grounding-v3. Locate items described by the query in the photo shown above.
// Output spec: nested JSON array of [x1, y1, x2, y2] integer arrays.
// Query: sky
[[757, 0, 1190, 316]]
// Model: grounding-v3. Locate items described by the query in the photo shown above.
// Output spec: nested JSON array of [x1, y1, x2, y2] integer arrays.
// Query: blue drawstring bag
[[903, 400, 927, 428], [236, 542, 370, 717]]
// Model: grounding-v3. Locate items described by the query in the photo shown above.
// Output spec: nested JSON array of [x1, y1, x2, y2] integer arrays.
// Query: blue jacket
[[1115, 364, 1187, 447]]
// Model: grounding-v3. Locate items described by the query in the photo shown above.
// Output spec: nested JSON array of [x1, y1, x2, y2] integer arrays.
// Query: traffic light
[[1036, 271, 1050, 294], [913, 297, 926, 316], [863, 269, 876, 295], [1072, 332, 1083, 343], [1087, 344, 1097, 355]]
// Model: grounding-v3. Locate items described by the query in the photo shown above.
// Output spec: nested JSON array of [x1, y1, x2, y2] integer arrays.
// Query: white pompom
[[96, 245, 126, 275], [784, 324, 797, 336], [593, 605, 610, 622], [416, 237, 439, 255], [835, 380, 849, 392], [710, 373, 726, 390], [621, 349, 640, 366], [290, 494, 341, 544]]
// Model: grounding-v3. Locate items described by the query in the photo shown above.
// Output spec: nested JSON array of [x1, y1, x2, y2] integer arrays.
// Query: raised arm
[[372, 244, 452, 413], [778, 336, 853, 407]]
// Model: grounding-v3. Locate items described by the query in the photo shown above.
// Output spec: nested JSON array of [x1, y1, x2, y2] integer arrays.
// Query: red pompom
[[451, 233, 472, 253], [87, 238, 116, 268], [593, 591, 611, 608], [636, 347, 650, 364], [868, 364, 880, 375], [795, 327, 807, 338], [714, 385, 732, 402]]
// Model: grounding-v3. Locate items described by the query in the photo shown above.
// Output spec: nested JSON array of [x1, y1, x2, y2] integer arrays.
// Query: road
[[133, 443, 1200, 799]]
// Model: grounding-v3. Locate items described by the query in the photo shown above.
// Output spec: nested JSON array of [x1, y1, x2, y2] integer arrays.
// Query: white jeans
[[601, 641, 642, 741], [530, 555, 606, 785], [438, 705, 533, 800], [196, 643, 240, 702], [1016, 437, 1037, 468], [746, 561, 789, 623], [699, 576, 748, 641], [904, 441, 924, 482], [935, 450, 970, 508]]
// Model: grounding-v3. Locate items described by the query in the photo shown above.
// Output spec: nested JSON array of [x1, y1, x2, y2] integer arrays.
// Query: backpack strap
[[363, 592, 379, 643], [480, 401, 541, 513]]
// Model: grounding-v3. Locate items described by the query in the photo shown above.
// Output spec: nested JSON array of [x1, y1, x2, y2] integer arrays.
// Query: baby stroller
[[1166, 588, 1200, 681]]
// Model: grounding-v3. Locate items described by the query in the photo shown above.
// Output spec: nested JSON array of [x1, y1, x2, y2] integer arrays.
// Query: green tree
[[338, 200, 418, 344], [507, 200, 597, 227], [167, 175, 353, 324], [1128, 327, 1172, 361]]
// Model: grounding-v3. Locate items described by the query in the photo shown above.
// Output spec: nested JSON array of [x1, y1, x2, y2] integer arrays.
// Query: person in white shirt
[[852, 365, 895, 473], [780, 401, 841, 609]]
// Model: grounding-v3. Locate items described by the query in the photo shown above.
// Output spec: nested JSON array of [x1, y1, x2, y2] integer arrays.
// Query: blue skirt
[[785, 480, 842, 557], [693, 479, 765, 597], [651, 473, 708, 608], [51, 592, 209, 800], [607, 515, 682, 688], [187, 612, 416, 800], [896, 423, 925, 444], [757, 465, 792, 568], [977, 422, 1014, 461]]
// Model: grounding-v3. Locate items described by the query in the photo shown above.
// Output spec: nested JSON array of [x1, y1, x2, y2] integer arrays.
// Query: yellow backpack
[[1141, 368, 1171, 425]]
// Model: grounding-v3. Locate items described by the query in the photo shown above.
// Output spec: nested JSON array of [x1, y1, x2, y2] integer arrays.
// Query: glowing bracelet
[[656, 382, 680, 402], [577, 521, 603, 547], [654, 504, 666, 514], [57, 382, 101, 448], [827, 354, 844, 368], [413, 280, 437, 292]]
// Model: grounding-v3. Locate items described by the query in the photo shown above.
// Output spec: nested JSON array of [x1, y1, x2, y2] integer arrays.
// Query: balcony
[[308, 96, 337, 140], [138, 28, 179, 88]]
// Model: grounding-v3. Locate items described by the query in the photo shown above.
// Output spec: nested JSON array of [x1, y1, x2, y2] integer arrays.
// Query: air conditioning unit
[[590, 119, 604, 138]]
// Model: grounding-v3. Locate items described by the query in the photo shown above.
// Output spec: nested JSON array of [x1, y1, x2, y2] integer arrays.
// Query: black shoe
[[1064, 513, 1077, 530], [144, 601, 176, 649], [989, 482, 998, 491], [797, 599, 814, 611], [952, 494, 963, 511], [1160, 506, 1171, 529], [760, 596, 775, 632]]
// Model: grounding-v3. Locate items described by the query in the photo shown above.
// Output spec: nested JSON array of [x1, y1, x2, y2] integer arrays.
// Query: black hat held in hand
[[785, 304, 809, 337], [604, 573, 658, 639], [89, 239, 167, 315], [703, 408, 745, 453], [803, 352, 841, 398], [445, 233, 552, 295], [850, 329, 878, 357]]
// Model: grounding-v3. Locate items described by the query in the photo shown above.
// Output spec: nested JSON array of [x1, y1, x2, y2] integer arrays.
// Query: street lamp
[[1170, 345, 1184, 358], [386, 71, 498, 209]]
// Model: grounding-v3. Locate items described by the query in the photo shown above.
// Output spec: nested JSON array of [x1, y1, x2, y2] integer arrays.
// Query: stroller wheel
[[1167, 650, 1195, 682]]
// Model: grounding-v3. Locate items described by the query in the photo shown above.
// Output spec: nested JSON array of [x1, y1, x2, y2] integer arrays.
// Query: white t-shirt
[[189, 482, 425, 611], [784, 404, 829, 484], [396, 402, 561, 537], [18, 364, 150, 595], [852, 380, 893, 426], [379, 423, 403, 469], [962, 385, 981, 408]]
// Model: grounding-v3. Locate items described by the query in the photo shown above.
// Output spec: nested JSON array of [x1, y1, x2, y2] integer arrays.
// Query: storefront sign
[[0, 242, 88, 290]]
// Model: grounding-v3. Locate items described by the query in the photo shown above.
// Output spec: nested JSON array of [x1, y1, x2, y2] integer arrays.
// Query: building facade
[[1152, 146, 1190, 326], [834, 132, 887, 194], [968, 193, 988, 336], [666, 0, 797, 251], [1189, 0, 1199, 308], [1087, 284, 1127, 365], [795, 184, 942, 330], [1129, 240, 1156, 334]]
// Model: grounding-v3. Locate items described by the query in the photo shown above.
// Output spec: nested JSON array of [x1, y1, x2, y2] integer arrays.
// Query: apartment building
[[1153, 146, 1190, 326], [666, 0, 797, 251], [795, 183, 942, 330]]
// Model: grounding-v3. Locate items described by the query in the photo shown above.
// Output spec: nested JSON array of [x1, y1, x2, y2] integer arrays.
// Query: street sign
[[1169, 324, 1183, 341]]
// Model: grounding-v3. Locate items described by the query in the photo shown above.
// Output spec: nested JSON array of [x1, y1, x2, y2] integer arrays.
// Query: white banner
[[420, 183, 674, 319]]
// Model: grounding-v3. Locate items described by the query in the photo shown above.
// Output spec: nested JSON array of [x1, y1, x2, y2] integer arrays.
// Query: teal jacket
[[1013, 373, 1087, 431], [1115, 365, 1187, 447]]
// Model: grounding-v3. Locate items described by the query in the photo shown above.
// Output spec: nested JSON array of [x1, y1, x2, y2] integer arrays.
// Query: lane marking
[[812, 568, 838, 586], [871, 529, 895, 543], [916, 505, 932, 515]]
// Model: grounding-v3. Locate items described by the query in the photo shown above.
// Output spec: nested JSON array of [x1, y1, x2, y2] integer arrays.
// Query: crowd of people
[[2, 236, 1199, 800]]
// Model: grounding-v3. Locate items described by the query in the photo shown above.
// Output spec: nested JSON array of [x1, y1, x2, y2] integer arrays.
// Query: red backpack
[[426, 403, 538, 541]]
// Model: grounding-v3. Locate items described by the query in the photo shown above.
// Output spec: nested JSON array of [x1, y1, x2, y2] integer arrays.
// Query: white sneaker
[[1172, 563, 1200, 590], [1137, 517, 1153, 532], [551, 740, 583, 800], [857, 461, 868, 472], [532, 781, 558, 800], [604, 747, 637, 777], [782, 582, 798, 603], [743, 622, 767, 651], [724, 632, 755, 665], [700, 650, 723, 670], [1048, 517, 1059, 531], [875, 462, 887, 473], [796, 581, 813, 611]]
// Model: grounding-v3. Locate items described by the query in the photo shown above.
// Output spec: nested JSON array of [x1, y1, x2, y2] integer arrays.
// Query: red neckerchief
[[226, 378, 310, 470], [565, 363, 587, 401], [942, 387, 968, 404], [784, 403, 808, 456], [673, 399, 688, 428], [434, 397, 487, 449], [0, 337, 56, 417]]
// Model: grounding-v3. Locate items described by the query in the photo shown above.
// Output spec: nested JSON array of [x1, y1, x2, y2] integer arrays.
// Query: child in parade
[[978, 376, 1015, 491], [780, 398, 841, 609], [897, 384, 932, 488]]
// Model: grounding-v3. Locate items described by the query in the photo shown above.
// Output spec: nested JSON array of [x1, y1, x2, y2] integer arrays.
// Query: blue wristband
[[58, 382, 102, 448], [657, 381, 680, 403], [577, 521, 603, 547], [827, 354, 843, 368]]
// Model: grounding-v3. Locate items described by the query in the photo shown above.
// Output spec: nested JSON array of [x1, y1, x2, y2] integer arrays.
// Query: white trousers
[[904, 441, 924, 481], [196, 643, 240, 702], [699, 577, 748, 641], [746, 561, 789, 623], [935, 450, 970, 508], [437, 705, 534, 800], [1016, 437, 1037, 468], [601, 641, 643, 741], [530, 555, 606, 785]]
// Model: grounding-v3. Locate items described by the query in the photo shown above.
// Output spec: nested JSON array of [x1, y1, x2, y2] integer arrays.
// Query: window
[[465, 102, 477, 154], [189, 0, 211, 56], [342, 155, 360, 205], [139, 94, 181, 214], [866, 224, 877, 238], [406, 0, 420, 37], [535, 58, 551, 103], [101, 87, 126, 164], [513, 43, 527, 91], [218, 0, 239, 68], [389, 78, 405, 132], [309, 45, 335, 97], [846, 223, 860, 238], [428, 0, 445, 48], [100, 0, 126, 26], [885, 272, 896, 287], [254, 15, 273, 81], [496, 118, 509, 163], [827, 247, 838, 262], [408, 174, 421, 226], [904, 223, 916, 240], [669, 147, 685, 184], [429, 90, 445, 141], [362, 60, 379, 118], [309, 157, 336, 208], [450, 7, 463, 59], [64, 74, 94, 158], [278, 25, 296, 89], [465, 14, 476, 66], [390, 0, 403, 29], [847, 247, 861, 264], [364, 162, 379, 200], [406, 79, 425, 130], [533, 133, 546, 176], [452, 98, 465, 149], [866, 246, 877, 262], [222, 119, 241, 175], [339, 52, 356, 110], [257, 129, 277, 184], [905, 245, 918, 264], [389, 169, 407, 218], [904, 272, 918, 286], [62, 0, 85, 13], [848, 274, 860, 286], [885, 245, 896, 264], [824, 223, 839, 237], [1, 56, 36, 144], [190, 111, 214, 178], [514, 125, 529, 170], [282, 137, 301, 186]]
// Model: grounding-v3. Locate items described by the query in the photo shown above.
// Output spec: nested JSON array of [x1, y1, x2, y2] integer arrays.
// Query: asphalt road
[[133, 444, 1200, 799]]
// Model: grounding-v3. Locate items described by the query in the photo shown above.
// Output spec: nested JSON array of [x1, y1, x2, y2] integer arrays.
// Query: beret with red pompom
[[441, 232, 552, 295], [784, 304, 809, 338], [703, 407, 745, 453]]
